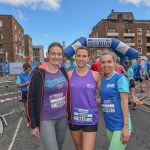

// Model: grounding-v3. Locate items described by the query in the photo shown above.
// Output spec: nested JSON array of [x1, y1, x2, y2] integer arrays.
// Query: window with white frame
[[137, 47, 142, 54], [137, 28, 142, 35], [0, 20, 2, 27], [137, 38, 142, 44]]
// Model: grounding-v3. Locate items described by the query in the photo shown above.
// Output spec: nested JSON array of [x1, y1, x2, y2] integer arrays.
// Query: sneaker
[[132, 103, 136, 110], [136, 100, 143, 105]]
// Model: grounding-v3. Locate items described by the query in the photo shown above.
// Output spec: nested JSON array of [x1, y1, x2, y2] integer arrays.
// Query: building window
[[96, 32, 98, 38], [146, 29, 150, 34], [15, 25, 17, 30], [137, 28, 142, 35], [124, 38, 132, 43], [137, 38, 142, 44], [0, 32, 3, 39], [108, 29, 116, 33], [147, 37, 150, 43], [137, 47, 142, 54], [147, 47, 150, 52], [124, 29, 132, 33], [0, 20, 2, 27]]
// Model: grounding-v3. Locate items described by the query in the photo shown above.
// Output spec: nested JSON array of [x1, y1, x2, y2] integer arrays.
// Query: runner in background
[[115, 57, 127, 75], [68, 46, 101, 150], [90, 56, 102, 76], [124, 60, 137, 109], [145, 57, 150, 97], [16, 63, 32, 126], [100, 51, 132, 150], [132, 57, 144, 93]]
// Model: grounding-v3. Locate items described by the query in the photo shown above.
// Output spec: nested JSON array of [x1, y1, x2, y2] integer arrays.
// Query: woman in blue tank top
[[67, 46, 101, 150], [100, 51, 132, 150]]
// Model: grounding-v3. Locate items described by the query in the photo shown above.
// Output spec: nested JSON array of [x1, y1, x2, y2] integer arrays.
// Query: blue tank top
[[42, 69, 68, 120], [70, 69, 98, 125]]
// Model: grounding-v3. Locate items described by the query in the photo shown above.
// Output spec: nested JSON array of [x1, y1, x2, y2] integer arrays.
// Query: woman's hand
[[31, 127, 40, 138], [120, 125, 130, 144]]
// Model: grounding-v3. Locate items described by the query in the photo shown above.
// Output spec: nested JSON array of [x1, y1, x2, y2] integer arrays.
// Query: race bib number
[[49, 93, 65, 109], [73, 108, 93, 123], [102, 103, 115, 113]]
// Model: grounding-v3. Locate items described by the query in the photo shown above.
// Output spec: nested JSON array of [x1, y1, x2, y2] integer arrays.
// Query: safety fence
[[0, 81, 21, 127]]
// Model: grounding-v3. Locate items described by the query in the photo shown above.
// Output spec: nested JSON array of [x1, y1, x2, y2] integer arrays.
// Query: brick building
[[0, 15, 25, 62], [24, 35, 33, 62], [89, 10, 150, 59]]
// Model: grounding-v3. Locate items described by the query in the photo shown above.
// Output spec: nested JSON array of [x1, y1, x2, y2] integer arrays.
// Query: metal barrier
[[0, 81, 16, 126]]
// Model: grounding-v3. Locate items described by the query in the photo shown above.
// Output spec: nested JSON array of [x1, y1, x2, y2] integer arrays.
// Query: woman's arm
[[120, 92, 130, 144]]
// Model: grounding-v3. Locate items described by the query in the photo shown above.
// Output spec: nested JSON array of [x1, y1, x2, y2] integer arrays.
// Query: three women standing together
[[27, 43, 131, 150]]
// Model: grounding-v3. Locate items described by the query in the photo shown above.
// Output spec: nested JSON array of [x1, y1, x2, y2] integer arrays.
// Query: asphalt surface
[[0, 76, 150, 150]]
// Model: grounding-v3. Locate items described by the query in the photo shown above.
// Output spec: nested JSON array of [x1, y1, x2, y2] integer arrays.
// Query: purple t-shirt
[[70, 69, 98, 125], [42, 69, 68, 120]]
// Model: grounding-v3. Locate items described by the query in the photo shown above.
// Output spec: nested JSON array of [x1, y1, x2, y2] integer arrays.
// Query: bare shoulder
[[92, 70, 100, 81], [67, 70, 73, 80]]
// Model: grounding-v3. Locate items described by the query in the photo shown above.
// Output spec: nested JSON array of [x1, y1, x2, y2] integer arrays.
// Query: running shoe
[[136, 100, 143, 105]]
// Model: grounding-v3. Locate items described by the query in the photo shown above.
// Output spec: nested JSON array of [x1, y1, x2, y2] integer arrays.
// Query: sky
[[0, 0, 150, 51]]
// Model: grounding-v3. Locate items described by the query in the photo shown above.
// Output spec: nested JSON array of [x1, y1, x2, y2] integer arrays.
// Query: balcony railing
[[107, 32, 119, 37], [125, 43, 135, 46], [123, 33, 135, 37]]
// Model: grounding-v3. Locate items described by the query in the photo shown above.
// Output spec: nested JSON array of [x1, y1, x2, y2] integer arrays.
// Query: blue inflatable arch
[[64, 37, 139, 65]]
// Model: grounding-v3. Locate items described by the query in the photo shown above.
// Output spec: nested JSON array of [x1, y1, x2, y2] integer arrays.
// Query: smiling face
[[47, 45, 63, 66], [75, 48, 89, 68], [101, 53, 115, 77]]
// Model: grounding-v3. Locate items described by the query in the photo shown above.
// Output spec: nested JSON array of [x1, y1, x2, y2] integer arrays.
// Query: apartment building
[[24, 34, 33, 62], [0, 15, 25, 62], [89, 10, 150, 59], [32, 45, 44, 63]]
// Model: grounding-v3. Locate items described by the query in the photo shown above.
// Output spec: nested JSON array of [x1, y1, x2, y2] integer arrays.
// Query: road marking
[[0, 91, 19, 97], [8, 116, 23, 150], [0, 96, 20, 103], [138, 105, 150, 113]]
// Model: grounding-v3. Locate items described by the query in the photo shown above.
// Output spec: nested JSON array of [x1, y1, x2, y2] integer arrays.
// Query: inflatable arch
[[64, 37, 139, 65]]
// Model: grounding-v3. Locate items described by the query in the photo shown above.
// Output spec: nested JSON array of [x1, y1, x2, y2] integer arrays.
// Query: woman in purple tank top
[[67, 46, 101, 150]]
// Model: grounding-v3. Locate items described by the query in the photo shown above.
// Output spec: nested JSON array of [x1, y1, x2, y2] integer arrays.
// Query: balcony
[[146, 43, 150, 46], [146, 52, 150, 55], [123, 33, 135, 37], [146, 33, 150, 37], [107, 32, 119, 37], [125, 43, 135, 46]]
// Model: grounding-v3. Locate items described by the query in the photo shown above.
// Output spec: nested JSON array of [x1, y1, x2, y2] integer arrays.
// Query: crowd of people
[[16, 42, 150, 150]]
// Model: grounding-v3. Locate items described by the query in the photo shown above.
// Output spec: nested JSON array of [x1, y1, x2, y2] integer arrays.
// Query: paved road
[[0, 77, 150, 150], [0, 103, 150, 150]]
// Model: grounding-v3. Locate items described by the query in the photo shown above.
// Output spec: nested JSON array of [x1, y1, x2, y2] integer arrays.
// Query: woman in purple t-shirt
[[27, 42, 69, 150], [67, 46, 101, 150]]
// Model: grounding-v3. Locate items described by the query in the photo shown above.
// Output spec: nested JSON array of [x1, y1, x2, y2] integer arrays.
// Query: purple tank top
[[70, 69, 98, 125], [42, 69, 68, 121]]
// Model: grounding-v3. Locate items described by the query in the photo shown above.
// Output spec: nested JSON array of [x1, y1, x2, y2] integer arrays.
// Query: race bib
[[49, 93, 65, 109], [73, 108, 93, 123], [102, 101, 115, 113]]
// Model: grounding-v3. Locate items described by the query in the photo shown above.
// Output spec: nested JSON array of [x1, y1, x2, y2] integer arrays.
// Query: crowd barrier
[[0, 81, 16, 126]]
